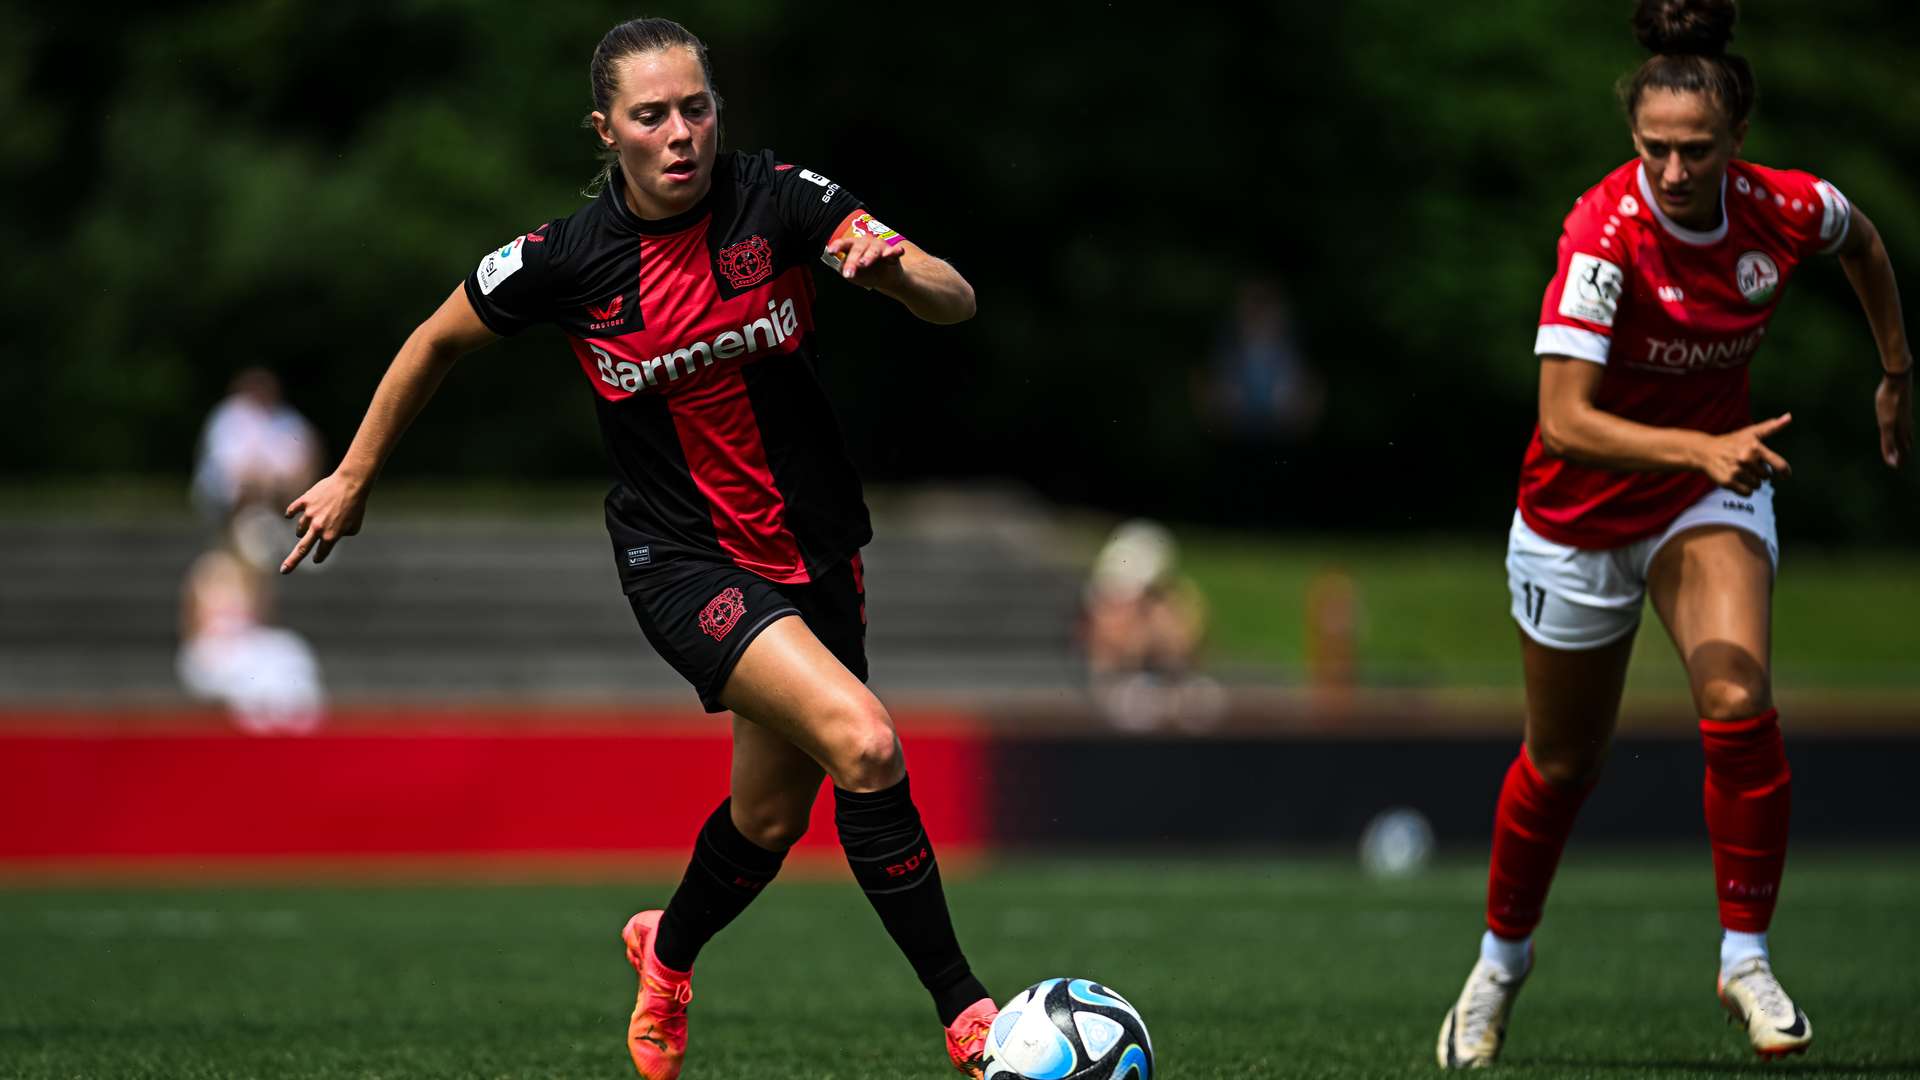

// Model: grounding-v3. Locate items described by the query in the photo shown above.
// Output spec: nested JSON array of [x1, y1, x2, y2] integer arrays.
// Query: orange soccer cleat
[[945, 996, 999, 1078], [620, 910, 693, 1080]]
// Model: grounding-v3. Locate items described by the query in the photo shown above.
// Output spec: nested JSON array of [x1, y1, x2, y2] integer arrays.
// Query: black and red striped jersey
[[464, 149, 875, 588]]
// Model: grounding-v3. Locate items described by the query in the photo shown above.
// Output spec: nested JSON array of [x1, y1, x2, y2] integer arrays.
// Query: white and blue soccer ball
[[983, 978, 1152, 1080]]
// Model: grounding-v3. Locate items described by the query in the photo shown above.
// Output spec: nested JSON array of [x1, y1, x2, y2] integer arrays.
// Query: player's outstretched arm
[[1835, 208, 1913, 468], [280, 286, 497, 573], [1537, 356, 1792, 497], [826, 233, 976, 325]]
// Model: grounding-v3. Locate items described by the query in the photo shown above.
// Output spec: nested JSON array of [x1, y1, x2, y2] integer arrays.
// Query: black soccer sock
[[835, 775, 991, 1025], [652, 798, 787, 972]]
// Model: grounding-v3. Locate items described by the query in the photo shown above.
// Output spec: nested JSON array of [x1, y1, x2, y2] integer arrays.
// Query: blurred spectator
[[1305, 567, 1361, 703], [1081, 519, 1224, 731], [177, 548, 325, 734], [191, 368, 322, 569], [1197, 278, 1324, 440]]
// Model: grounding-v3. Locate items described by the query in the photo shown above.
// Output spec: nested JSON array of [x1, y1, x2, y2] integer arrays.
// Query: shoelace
[[1459, 971, 1511, 1041], [1738, 968, 1789, 1020]]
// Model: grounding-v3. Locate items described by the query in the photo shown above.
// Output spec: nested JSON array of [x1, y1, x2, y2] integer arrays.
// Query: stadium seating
[[0, 492, 1085, 703]]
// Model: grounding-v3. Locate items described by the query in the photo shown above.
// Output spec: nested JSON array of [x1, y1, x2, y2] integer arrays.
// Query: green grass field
[[5, 851, 1918, 1079], [1178, 533, 1920, 692]]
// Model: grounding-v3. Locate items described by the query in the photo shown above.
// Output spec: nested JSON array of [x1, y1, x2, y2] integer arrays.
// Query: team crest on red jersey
[[718, 235, 775, 289], [698, 587, 748, 641], [1735, 251, 1780, 306]]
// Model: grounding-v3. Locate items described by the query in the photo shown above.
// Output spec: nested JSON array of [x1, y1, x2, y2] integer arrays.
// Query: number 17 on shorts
[[1518, 581, 1548, 627]]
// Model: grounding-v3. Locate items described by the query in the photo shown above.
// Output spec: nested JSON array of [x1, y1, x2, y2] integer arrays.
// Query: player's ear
[[589, 110, 616, 149], [1728, 119, 1748, 157]]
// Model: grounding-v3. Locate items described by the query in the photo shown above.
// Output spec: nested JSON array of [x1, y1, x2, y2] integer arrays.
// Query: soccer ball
[[1359, 806, 1435, 878], [983, 978, 1153, 1080]]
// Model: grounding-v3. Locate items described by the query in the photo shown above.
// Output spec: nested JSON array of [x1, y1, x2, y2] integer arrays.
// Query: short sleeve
[[1769, 170, 1852, 258], [769, 159, 867, 256], [463, 223, 560, 337], [1535, 197, 1629, 365]]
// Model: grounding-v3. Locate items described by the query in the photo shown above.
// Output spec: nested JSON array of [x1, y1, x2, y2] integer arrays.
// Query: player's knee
[[824, 699, 903, 792], [1529, 746, 1604, 789], [1698, 676, 1771, 722], [732, 798, 809, 851]]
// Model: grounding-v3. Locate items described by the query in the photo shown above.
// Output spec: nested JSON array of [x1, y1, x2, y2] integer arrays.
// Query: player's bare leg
[[721, 616, 904, 793], [1649, 526, 1809, 1057], [728, 709, 828, 850], [1518, 631, 1636, 790], [1440, 631, 1634, 1068], [721, 616, 995, 1075]]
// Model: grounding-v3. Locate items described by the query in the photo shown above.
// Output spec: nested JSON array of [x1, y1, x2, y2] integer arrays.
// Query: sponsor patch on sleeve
[[793, 166, 843, 203], [476, 236, 525, 296], [1558, 252, 1625, 328]]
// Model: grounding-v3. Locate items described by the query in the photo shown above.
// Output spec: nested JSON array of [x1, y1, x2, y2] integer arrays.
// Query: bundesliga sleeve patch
[[1813, 179, 1852, 253], [1558, 252, 1624, 328], [476, 236, 525, 296]]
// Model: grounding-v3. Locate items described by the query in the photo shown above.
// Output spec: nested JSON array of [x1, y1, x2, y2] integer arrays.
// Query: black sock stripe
[[691, 849, 779, 888], [841, 830, 930, 864], [694, 838, 783, 874], [857, 874, 938, 897], [832, 782, 912, 806]]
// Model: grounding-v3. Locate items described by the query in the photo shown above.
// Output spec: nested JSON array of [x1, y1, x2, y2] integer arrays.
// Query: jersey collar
[[1636, 162, 1729, 246], [603, 165, 716, 236]]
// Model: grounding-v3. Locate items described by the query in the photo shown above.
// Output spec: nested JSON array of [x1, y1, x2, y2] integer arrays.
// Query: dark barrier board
[[984, 737, 1920, 849]]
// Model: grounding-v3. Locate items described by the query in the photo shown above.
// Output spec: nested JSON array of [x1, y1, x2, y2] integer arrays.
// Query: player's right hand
[[1876, 368, 1912, 468], [1698, 413, 1792, 496], [282, 472, 368, 574]]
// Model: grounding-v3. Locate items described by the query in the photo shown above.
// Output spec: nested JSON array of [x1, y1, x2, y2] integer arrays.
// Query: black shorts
[[626, 553, 868, 712]]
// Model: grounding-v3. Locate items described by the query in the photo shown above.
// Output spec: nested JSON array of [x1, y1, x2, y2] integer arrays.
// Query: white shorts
[[1507, 482, 1778, 651]]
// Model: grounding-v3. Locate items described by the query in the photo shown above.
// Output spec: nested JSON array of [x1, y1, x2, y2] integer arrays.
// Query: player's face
[[1630, 89, 1747, 230], [592, 47, 719, 219]]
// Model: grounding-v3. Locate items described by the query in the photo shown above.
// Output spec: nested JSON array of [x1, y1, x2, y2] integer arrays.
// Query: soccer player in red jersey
[[1438, 0, 1912, 1066], [279, 18, 997, 1079]]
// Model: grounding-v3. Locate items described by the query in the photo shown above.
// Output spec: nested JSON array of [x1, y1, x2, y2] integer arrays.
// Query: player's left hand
[[1876, 366, 1912, 468], [825, 233, 906, 291]]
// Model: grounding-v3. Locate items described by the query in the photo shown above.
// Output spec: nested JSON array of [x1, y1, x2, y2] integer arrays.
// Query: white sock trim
[[1721, 929, 1769, 974], [1481, 929, 1532, 977]]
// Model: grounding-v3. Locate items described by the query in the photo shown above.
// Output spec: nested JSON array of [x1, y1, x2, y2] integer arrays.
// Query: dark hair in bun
[[1633, 0, 1737, 55], [1619, 0, 1756, 126]]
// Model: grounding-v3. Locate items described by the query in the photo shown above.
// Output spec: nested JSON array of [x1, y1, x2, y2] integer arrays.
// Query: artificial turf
[[4, 850, 1917, 1078]]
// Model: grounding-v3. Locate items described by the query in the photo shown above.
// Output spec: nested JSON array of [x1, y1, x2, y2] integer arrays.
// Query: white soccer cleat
[[1718, 957, 1811, 1059], [1437, 956, 1528, 1068]]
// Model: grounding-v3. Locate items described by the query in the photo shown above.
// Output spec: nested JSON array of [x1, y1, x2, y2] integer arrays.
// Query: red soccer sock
[[1700, 708, 1791, 933], [1485, 747, 1592, 940]]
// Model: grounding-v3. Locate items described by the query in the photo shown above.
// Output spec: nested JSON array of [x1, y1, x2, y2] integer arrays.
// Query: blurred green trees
[[5, 1, 1915, 539]]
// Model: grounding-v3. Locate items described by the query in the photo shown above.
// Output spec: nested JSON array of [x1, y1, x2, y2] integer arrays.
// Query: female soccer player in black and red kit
[[1437, 0, 1911, 1067], [280, 18, 997, 1079]]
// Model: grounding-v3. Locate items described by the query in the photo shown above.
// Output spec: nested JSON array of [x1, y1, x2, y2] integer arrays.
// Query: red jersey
[[1517, 158, 1851, 548]]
